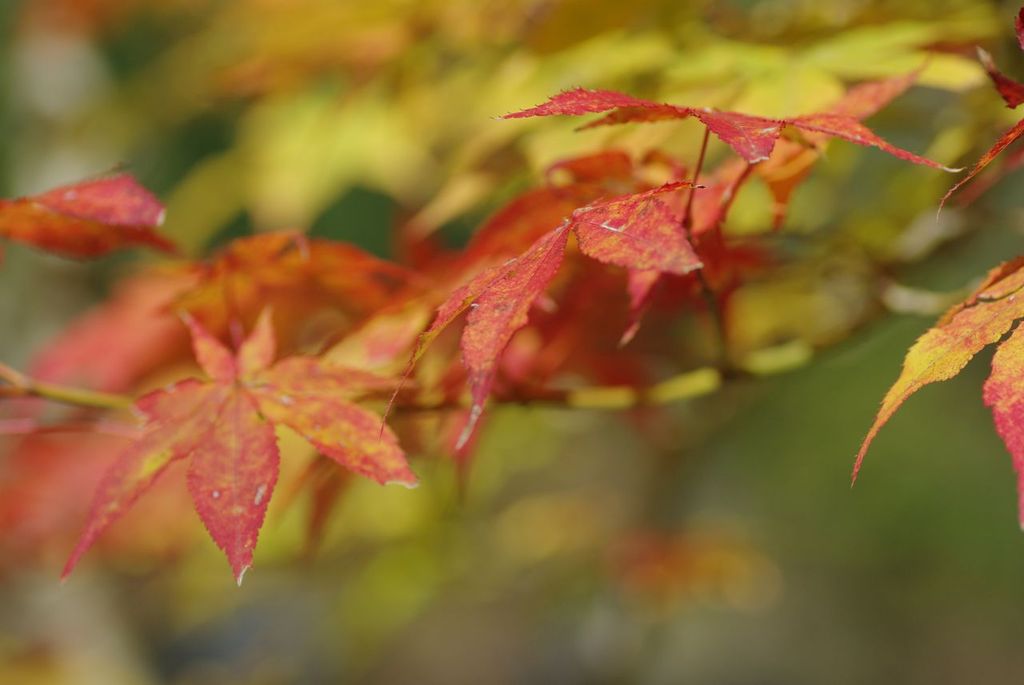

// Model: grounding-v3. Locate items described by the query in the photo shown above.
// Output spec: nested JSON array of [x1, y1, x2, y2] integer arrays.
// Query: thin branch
[[682, 127, 711, 240], [0, 417, 140, 438], [388, 366, 723, 413], [679, 127, 729, 364], [0, 361, 724, 427], [0, 362, 132, 411]]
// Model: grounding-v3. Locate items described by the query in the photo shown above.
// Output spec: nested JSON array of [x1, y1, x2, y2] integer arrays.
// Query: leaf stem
[[682, 127, 711, 240], [0, 362, 132, 411], [681, 127, 729, 364], [0, 417, 139, 438]]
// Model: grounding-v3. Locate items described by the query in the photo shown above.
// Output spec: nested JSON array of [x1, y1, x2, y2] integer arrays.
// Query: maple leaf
[[505, 88, 780, 163], [854, 259, 1024, 520], [505, 86, 954, 170], [64, 309, 416, 584], [0, 174, 175, 258]]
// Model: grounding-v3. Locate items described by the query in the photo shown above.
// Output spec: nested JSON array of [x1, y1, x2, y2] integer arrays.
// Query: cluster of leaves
[[0, 60, 964, 583], [15, 0, 1024, 584]]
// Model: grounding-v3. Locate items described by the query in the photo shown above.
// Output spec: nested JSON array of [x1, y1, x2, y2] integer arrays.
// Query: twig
[[680, 127, 729, 363], [0, 417, 140, 438], [388, 367, 723, 413], [682, 127, 711, 241], [0, 361, 725, 423], [0, 362, 132, 411]]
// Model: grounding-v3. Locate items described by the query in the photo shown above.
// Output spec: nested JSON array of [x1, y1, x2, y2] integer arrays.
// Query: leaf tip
[[851, 438, 873, 488], [618, 325, 639, 348], [235, 565, 250, 587], [177, 308, 197, 329], [455, 403, 485, 451], [60, 538, 91, 583]]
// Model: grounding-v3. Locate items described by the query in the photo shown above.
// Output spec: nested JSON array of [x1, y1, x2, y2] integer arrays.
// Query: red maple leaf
[[0, 174, 175, 258], [64, 309, 416, 584], [505, 85, 955, 170], [505, 88, 781, 163]]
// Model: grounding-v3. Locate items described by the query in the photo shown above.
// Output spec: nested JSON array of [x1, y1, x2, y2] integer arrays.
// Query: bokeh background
[[3, 0, 1024, 683]]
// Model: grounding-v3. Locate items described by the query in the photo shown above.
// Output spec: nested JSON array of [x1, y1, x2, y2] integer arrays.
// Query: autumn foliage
[[5, 2, 1024, 594]]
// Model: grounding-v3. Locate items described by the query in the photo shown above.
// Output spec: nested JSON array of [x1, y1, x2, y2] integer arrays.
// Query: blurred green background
[[3, 0, 1024, 683]]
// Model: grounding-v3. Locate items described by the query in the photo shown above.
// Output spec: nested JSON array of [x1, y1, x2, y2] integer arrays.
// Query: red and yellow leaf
[[854, 261, 1024, 482]]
